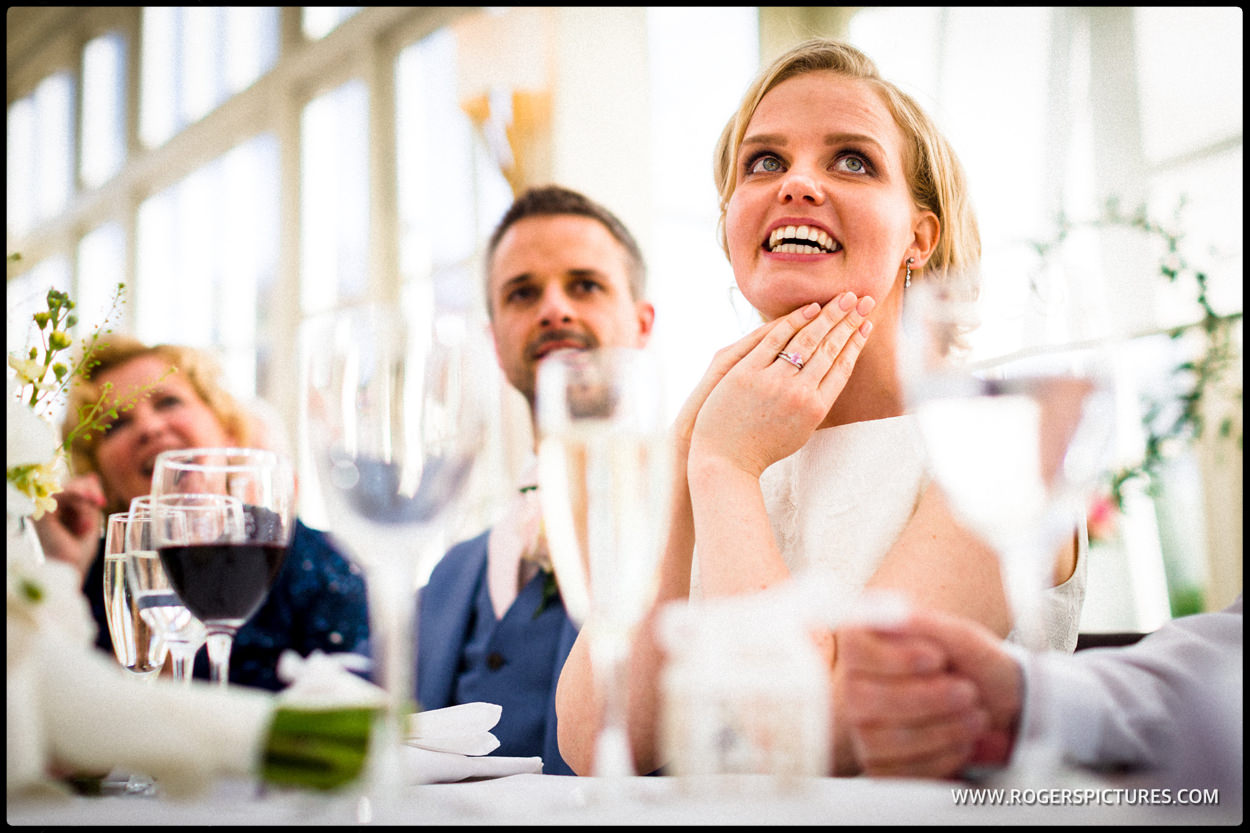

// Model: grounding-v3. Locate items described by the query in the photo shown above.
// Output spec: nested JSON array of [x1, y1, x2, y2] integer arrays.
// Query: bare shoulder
[[862, 480, 1011, 637]]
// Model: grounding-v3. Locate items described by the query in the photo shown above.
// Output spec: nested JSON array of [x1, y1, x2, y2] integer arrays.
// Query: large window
[[300, 80, 369, 313], [645, 7, 761, 409], [139, 7, 278, 149], [134, 134, 279, 391], [7, 71, 74, 239], [849, 6, 1242, 627], [8, 8, 1240, 615]]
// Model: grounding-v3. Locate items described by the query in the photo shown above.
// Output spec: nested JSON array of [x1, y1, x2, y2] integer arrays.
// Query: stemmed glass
[[899, 269, 1118, 780], [101, 510, 169, 796], [300, 302, 487, 803], [103, 511, 169, 683], [148, 448, 295, 687], [535, 347, 674, 778], [126, 495, 208, 685]]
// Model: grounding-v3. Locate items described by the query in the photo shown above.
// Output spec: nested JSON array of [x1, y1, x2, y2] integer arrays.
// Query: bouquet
[[6, 284, 108, 521]]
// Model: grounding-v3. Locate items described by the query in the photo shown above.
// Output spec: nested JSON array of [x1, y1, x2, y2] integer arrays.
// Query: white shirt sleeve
[[1015, 596, 1242, 784]]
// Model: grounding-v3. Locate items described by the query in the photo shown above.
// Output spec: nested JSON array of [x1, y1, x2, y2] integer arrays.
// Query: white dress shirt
[[1019, 595, 1243, 792]]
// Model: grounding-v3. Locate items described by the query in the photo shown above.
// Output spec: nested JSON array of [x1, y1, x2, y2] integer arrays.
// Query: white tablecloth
[[7, 770, 1239, 826]]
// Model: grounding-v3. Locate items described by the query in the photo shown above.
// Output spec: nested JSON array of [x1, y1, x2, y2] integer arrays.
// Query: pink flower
[[1086, 492, 1118, 543]]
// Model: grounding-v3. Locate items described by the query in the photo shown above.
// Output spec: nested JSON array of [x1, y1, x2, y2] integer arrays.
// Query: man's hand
[[838, 608, 1024, 778]]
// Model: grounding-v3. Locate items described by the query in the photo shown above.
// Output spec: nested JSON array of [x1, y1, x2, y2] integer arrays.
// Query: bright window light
[[300, 80, 369, 313], [34, 73, 74, 223], [81, 33, 127, 189]]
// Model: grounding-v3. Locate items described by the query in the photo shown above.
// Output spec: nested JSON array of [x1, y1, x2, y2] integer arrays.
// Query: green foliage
[[1034, 198, 1243, 509], [1168, 586, 1206, 619]]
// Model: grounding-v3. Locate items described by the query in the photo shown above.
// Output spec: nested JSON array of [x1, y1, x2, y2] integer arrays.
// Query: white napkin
[[403, 747, 543, 783], [275, 650, 386, 709], [405, 701, 502, 754], [273, 657, 543, 784], [405, 702, 544, 784]]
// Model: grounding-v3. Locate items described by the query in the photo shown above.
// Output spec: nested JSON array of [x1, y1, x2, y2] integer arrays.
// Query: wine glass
[[103, 511, 169, 683], [899, 269, 1119, 780], [535, 347, 674, 778], [300, 302, 487, 803], [148, 448, 295, 687], [125, 495, 208, 685]]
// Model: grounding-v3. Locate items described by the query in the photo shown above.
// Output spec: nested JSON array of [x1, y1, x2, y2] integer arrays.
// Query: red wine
[[158, 543, 287, 627]]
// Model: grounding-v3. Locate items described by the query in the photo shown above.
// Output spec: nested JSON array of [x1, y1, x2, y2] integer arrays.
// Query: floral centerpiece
[[6, 281, 378, 799]]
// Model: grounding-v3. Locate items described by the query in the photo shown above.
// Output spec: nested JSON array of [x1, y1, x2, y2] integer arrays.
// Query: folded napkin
[[405, 701, 501, 755], [404, 702, 544, 783], [274, 660, 542, 784], [403, 747, 543, 783]]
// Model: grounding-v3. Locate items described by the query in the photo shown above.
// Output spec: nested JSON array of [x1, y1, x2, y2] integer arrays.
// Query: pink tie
[[486, 480, 546, 619]]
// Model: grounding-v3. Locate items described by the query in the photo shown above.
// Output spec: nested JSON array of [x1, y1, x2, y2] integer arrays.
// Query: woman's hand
[[673, 314, 777, 458], [688, 292, 875, 479], [33, 473, 108, 578]]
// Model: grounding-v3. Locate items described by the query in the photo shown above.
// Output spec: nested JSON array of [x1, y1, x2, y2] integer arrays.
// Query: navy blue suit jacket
[[417, 529, 579, 775]]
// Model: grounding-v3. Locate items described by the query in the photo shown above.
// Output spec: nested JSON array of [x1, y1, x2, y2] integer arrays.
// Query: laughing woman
[[554, 38, 1085, 776], [33, 336, 370, 691]]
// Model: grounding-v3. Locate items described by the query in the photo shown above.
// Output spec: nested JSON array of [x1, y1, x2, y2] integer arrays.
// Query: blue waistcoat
[[416, 530, 579, 775]]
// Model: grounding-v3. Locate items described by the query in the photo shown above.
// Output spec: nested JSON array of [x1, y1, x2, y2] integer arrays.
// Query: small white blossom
[[6, 355, 47, 390], [6, 379, 65, 519], [6, 378, 58, 467]]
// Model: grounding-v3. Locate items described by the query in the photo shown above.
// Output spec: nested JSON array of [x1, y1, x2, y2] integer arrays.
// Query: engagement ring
[[777, 351, 805, 370]]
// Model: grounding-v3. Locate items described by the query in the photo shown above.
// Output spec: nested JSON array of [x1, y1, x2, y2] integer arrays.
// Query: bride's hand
[[673, 309, 789, 457], [688, 292, 875, 479]]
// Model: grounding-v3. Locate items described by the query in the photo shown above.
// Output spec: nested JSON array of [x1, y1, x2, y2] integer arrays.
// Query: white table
[[7, 770, 1240, 826]]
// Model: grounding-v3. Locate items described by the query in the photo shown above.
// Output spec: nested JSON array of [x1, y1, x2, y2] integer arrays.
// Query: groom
[[416, 185, 655, 774]]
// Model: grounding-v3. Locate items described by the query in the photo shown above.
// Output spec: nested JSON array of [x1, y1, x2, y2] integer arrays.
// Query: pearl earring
[[905, 257, 915, 289]]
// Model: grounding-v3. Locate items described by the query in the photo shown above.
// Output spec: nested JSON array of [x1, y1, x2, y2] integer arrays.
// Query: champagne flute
[[101, 510, 168, 797], [900, 270, 1119, 780], [536, 347, 674, 778], [300, 302, 487, 803], [103, 512, 169, 682], [126, 495, 208, 685], [148, 448, 295, 687]]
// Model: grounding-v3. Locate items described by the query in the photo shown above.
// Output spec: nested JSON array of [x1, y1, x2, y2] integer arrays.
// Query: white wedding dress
[[693, 415, 1086, 652]]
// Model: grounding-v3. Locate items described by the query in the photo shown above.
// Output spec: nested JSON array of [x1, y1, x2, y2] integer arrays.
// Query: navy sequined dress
[[84, 518, 370, 691]]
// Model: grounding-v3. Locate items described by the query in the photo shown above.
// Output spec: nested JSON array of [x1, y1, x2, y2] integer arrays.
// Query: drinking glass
[[536, 347, 674, 778], [103, 512, 169, 682], [126, 496, 208, 684], [148, 448, 295, 687], [300, 302, 487, 803], [102, 510, 169, 796], [900, 269, 1119, 780]]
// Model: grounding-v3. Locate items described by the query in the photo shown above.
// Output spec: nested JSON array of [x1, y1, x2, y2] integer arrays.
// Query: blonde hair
[[712, 39, 981, 287], [65, 336, 253, 485]]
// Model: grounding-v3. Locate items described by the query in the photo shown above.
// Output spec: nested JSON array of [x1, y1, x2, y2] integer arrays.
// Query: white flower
[[7, 354, 48, 391], [5, 378, 58, 467], [6, 378, 66, 519]]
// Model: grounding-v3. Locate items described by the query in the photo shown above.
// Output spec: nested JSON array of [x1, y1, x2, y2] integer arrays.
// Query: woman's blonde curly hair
[[64, 335, 253, 493]]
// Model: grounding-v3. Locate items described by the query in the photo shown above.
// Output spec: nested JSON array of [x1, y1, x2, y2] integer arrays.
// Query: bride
[[554, 38, 1085, 777]]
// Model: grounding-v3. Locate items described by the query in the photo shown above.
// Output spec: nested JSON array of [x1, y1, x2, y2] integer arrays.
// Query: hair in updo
[[711, 38, 981, 292]]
